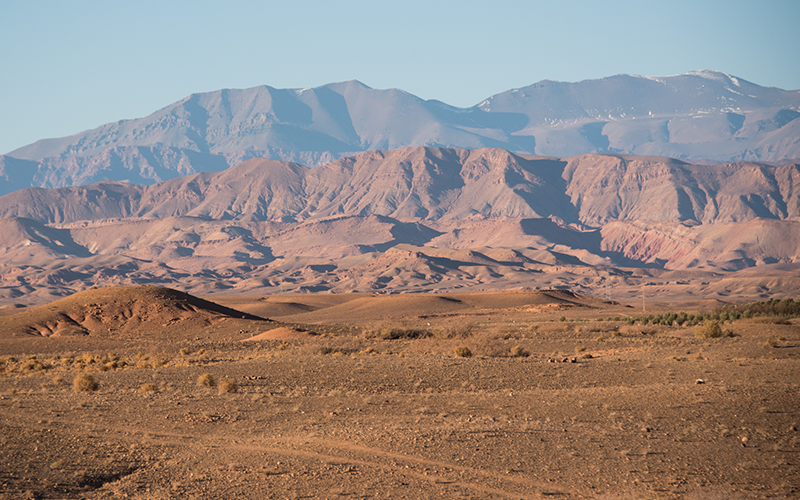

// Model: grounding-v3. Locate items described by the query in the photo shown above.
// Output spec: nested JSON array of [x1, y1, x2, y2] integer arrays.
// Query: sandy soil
[[0, 287, 798, 499]]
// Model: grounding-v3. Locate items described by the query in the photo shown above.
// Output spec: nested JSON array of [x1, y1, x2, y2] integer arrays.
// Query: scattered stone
[[695, 379, 705, 384]]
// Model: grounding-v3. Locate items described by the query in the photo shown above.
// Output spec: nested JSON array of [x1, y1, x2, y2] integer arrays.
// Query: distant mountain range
[[1, 70, 799, 196], [1, 147, 799, 305], [3, 147, 799, 227]]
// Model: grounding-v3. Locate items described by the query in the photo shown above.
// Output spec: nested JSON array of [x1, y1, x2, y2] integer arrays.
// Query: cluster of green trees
[[596, 297, 798, 326], [717, 297, 799, 318], [624, 312, 713, 326]]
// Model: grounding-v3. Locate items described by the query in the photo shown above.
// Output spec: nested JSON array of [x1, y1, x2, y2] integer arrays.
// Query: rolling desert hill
[[1, 71, 799, 197], [1, 146, 799, 306], [0, 285, 265, 340], [223, 289, 601, 326]]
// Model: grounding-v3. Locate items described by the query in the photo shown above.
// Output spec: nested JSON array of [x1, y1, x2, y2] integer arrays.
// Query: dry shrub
[[466, 333, 507, 357], [454, 346, 472, 358], [378, 327, 430, 340], [139, 383, 159, 394], [306, 340, 363, 356], [218, 379, 238, 394], [197, 373, 215, 387], [696, 319, 733, 338], [431, 322, 476, 339], [73, 373, 98, 392], [510, 345, 530, 358], [619, 324, 658, 336], [583, 322, 621, 334]]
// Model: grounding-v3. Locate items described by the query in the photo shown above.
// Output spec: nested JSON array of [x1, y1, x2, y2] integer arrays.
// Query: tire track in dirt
[[11, 415, 573, 499]]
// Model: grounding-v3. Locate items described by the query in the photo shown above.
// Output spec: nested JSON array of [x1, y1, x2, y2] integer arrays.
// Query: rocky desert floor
[[0, 287, 798, 499]]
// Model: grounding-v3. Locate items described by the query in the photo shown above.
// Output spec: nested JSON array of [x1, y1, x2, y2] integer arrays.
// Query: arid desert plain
[[0, 285, 797, 499]]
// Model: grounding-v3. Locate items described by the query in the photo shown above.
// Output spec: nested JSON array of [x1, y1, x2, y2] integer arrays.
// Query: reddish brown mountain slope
[[0, 147, 798, 305], [1, 147, 798, 226], [562, 154, 800, 225]]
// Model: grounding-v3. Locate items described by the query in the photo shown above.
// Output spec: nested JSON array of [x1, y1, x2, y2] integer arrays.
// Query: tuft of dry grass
[[510, 345, 530, 358], [139, 383, 159, 394], [454, 346, 472, 358], [73, 373, 98, 392], [218, 379, 238, 394], [197, 373, 215, 387]]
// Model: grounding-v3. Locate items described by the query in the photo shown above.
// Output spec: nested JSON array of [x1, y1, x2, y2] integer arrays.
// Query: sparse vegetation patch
[[73, 373, 98, 392], [599, 297, 799, 327], [377, 327, 431, 340]]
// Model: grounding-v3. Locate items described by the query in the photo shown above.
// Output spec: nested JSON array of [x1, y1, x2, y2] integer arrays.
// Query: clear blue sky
[[1, 0, 798, 155]]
